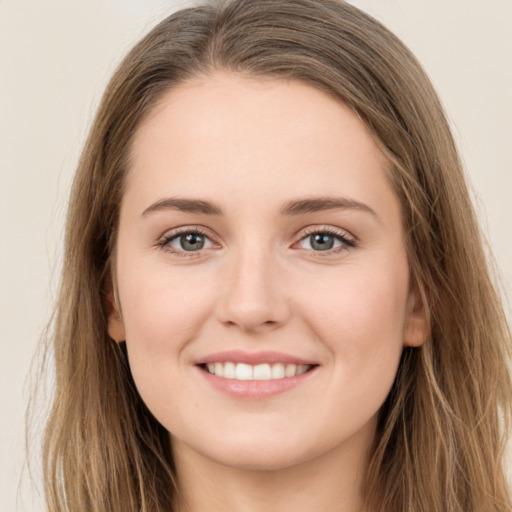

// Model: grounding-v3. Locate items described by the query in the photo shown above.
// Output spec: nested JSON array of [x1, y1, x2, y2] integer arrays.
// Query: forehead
[[131, 71, 386, 162], [125, 72, 396, 219]]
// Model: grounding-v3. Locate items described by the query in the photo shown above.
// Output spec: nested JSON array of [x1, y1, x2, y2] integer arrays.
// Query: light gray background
[[1, 1, 511, 510]]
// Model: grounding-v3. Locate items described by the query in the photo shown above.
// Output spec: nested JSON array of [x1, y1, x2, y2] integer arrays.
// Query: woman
[[38, 0, 512, 510]]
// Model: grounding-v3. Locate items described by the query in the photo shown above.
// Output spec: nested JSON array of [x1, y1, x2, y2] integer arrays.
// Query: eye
[[158, 228, 215, 256], [296, 227, 356, 254]]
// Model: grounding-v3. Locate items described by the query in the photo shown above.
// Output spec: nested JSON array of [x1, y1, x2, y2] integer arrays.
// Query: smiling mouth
[[200, 362, 316, 381]]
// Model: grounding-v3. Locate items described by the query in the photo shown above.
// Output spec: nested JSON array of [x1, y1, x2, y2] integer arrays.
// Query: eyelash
[[299, 226, 356, 255], [157, 226, 356, 258], [157, 227, 213, 258]]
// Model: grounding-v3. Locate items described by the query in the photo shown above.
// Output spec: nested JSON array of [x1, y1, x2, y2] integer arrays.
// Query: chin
[[179, 430, 314, 472], [207, 445, 308, 472]]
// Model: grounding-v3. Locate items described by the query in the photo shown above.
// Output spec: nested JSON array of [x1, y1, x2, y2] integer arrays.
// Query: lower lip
[[196, 365, 318, 399]]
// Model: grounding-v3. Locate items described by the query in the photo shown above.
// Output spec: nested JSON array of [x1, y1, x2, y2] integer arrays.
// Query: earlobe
[[403, 284, 430, 347], [105, 282, 126, 343], [108, 308, 126, 343]]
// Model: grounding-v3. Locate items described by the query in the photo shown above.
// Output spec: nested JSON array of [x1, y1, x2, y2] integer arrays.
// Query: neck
[[172, 426, 373, 512]]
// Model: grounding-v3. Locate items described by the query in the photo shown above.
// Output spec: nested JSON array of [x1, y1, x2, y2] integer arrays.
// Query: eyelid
[[297, 224, 357, 245], [298, 225, 355, 242], [293, 225, 356, 255], [156, 224, 356, 258], [159, 225, 211, 239], [157, 225, 219, 258]]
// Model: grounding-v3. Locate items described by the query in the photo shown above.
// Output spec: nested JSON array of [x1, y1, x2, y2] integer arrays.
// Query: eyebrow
[[142, 197, 223, 216], [141, 196, 378, 219], [280, 197, 377, 218]]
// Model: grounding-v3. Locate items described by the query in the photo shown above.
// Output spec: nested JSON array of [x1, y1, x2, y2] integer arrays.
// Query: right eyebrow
[[141, 197, 224, 217]]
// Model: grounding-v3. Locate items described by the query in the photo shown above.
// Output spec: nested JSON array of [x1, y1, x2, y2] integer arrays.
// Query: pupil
[[182, 233, 204, 251], [312, 233, 334, 251]]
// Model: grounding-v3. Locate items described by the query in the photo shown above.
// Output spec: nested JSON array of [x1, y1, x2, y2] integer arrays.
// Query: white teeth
[[235, 363, 253, 380], [271, 363, 285, 379], [285, 363, 297, 377], [297, 364, 309, 375], [253, 364, 271, 380], [224, 361, 236, 379], [205, 362, 312, 380]]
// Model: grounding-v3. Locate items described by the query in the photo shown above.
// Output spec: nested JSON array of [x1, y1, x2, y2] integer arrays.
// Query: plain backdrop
[[1, 1, 511, 510]]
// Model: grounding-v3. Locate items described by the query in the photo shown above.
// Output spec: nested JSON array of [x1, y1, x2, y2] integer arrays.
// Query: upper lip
[[196, 350, 318, 366]]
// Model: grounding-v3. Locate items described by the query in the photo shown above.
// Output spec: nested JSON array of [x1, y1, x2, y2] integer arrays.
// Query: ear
[[403, 282, 429, 347], [105, 281, 126, 343]]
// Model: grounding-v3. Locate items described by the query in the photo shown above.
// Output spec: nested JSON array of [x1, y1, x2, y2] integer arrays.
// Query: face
[[109, 72, 427, 472]]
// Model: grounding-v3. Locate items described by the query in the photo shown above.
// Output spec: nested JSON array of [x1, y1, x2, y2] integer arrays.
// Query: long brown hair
[[36, 0, 512, 510]]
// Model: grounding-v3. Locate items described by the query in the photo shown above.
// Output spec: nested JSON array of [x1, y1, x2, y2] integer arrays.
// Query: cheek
[[298, 260, 409, 379], [119, 258, 213, 344], [305, 260, 407, 325], [117, 267, 218, 428], [116, 258, 216, 393]]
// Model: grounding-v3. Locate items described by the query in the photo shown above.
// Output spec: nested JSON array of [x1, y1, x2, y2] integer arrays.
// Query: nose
[[215, 244, 291, 334]]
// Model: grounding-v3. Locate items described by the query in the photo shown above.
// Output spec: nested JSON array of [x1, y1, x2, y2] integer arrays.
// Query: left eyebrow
[[280, 196, 379, 219]]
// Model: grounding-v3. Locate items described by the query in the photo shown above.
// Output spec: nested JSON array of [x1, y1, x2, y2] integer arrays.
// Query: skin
[[109, 72, 427, 512]]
